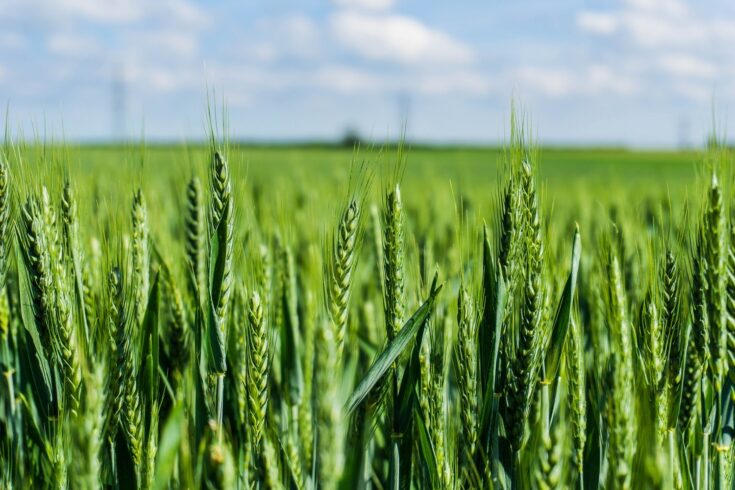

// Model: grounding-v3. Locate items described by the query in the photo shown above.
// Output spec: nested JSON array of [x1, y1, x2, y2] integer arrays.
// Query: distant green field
[[70, 144, 700, 195], [73, 144, 698, 177], [38, 144, 693, 241]]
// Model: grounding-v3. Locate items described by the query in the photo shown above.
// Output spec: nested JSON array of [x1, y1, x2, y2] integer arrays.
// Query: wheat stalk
[[704, 171, 725, 389], [383, 186, 405, 342], [108, 266, 144, 477], [328, 199, 359, 359], [209, 151, 234, 377], [567, 313, 586, 480], [166, 277, 190, 375], [604, 245, 635, 490], [679, 234, 707, 430], [71, 363, 105, 490], [131, 189, 149, 331], [456, 284, 478, 460], [507, 160, 545, 453], [19, 197, 55, 358], [185, 177, 206, 306], [0, 157, 9, 289], [246, 290, 269, 451]]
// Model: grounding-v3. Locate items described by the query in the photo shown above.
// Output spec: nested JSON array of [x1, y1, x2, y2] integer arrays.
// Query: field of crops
[[0, 116, 730, 489]]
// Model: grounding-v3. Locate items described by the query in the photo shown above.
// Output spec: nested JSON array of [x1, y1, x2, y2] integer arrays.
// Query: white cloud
[[49, 0, 145, 23], [205, 64, 294, 93], [256, 14, 322, 61], [0, 0, 210, 29], [415, 70, 491, 95], [577, 0, 735, 49], [331, 11, 473, 65], [515, 67, 573, 97], [281, 15, 320, 44], [204, 60, 493, 98], [623, 0, 687, 17], [312, 65, 491, 95], [332, 0, 396, 11], [623, 12, 707, 48], [576, 12, 619, 35], [576, 0, 732, 94], [136, 31, 199, 59], [47, 33, 101, 57], [313, 65, 385, 93], [126, 63, 195, 92], [242, 44, 279, 63], [659, 54, 716, 79], [514, 65, 638, 97]]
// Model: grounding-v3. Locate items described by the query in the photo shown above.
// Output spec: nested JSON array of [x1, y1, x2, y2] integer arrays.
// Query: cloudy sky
[[0, 0, 733, 146]]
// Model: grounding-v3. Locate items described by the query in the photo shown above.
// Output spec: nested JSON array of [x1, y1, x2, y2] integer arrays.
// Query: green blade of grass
[[15, 245, 55, 414], [153, 400, 184, 490], [414, 402, 440, 489], [542, 225, 581, 384], [479, 267, 506, 448], [346, 275, 441, 415], [140, 272, 160, 437], [207, 215, 228, 374], [396, 277, 437, 426]]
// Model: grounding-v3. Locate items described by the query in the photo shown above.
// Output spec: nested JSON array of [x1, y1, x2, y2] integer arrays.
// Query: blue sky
[[0, 0, 733, 146]]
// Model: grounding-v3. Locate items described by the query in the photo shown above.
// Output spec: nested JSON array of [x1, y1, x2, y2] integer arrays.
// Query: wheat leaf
[[346, 275, 441, 415], [542, 225, 581, 383]]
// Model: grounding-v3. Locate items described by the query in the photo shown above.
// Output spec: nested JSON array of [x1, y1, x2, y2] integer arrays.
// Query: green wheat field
[[0, 115, 730, 489]]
